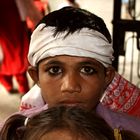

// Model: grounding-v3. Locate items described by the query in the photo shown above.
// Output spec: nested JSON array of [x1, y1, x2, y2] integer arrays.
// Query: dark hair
[[1, 106, 140, 140], [37, 7, 111, 43]]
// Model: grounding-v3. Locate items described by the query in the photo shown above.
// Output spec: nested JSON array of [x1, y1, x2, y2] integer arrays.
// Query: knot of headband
[[28, 23, 114, 67]]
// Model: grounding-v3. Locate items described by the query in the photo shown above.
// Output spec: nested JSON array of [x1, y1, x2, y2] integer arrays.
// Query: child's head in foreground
[[1, 106, 140, 140], [28, 6, 115, 111]]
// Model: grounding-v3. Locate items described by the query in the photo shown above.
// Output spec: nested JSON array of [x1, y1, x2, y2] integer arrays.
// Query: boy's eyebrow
[[78, 60, 103, 68], [45, 60, 64, 65]]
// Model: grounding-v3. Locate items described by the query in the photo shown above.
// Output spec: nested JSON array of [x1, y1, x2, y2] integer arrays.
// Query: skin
[[28, 55, 114, 111], [40, 129, 85, 140]]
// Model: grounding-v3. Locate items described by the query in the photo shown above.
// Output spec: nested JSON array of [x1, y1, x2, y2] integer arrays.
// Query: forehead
[[38, 55, 104, 68], [40, 129, 87, 140]]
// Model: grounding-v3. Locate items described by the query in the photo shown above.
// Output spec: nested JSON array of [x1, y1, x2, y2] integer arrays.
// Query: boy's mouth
[[58, 100, 82, 107]]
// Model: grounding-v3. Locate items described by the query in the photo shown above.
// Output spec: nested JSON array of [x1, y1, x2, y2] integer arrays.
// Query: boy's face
[[29, 55, 114, 111]]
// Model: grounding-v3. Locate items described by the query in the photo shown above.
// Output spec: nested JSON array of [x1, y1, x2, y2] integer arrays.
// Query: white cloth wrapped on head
[[28, 23, 114, 67]]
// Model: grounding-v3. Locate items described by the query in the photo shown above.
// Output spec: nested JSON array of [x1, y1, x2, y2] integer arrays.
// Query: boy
[[21, 7, 140, 135]]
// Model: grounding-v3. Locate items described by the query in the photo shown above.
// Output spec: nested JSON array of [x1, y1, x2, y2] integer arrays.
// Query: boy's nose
[[61, 74, 81, 93]]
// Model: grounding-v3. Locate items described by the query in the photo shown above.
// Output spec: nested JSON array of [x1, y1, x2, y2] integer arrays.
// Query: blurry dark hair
[[37, 6, 112, 43], [1, 106, 140, 140]]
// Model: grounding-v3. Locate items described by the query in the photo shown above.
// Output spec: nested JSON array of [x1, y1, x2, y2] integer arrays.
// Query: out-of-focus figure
[[26, 0, 50, 34], [0, 0, 43, 94], [0, 46, 3, 67], [121, 0, 131, 19], [58, 0, 80, 9]]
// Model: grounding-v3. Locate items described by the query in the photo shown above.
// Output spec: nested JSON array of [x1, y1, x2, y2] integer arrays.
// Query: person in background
[[58, 0, 79, 9], [121, 0, 131, 19], [26, 0, 50, 37], [1, 106, 140, 140], [0, 46, 3, 69], [0, 0, 43, 94]]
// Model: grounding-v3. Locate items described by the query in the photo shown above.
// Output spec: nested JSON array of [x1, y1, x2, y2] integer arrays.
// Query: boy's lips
[[58, 100, 82, 106]]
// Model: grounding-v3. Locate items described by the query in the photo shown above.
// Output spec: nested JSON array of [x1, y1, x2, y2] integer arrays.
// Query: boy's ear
[[104, 66, 115, 88], [28, 66, 39, 85]]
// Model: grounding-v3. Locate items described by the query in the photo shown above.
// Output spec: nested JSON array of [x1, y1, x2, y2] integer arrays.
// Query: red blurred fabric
[[26, 0, 46, 30], [102, 72, 140, 117], [0, 0, 29, 93]]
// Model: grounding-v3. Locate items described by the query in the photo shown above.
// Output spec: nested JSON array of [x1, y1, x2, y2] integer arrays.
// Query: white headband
[[28, 23, 114, 67]]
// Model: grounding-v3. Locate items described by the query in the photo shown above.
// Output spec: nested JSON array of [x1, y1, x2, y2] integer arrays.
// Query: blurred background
[[0, 0, 140, 122]]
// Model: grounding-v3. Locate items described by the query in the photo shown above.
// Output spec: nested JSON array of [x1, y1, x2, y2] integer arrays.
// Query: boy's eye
[[81, 66, 96, 75], [48, 66, 62, 75]]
